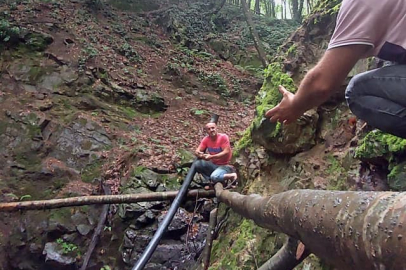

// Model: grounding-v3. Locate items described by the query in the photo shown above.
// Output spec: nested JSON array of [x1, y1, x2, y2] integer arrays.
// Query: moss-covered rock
[[249, 63, 318, 154], [388, 162, 406, 191], [355, 130, 406, 161]]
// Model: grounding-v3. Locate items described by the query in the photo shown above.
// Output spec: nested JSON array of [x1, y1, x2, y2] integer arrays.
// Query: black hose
[[132, 160, 197, 270]]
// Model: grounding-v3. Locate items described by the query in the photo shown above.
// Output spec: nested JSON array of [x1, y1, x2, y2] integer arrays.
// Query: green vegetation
[[234, 62, 295, 154], [81, 160, 104, 183], [118, 42, 140, 63], [198, 71, 230, 97], [355, 130, 406, 160], [211, 214, 277, 270], [325, 154, 347, 191], [0, 18, 20, 42], [56, 238, 80, 256]]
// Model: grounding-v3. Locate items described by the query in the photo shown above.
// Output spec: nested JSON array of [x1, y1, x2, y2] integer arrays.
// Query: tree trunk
[[254, 0, 260, 14], [0, 189, 215, 212], [270, 0, 276, 18], [214, 183, 406, 270], [298, 0, 304, 21], [208, 0, 226, 15], [282, 0, 286, 19], [241, 0, 268, 68], [291, 0, 300, 22]]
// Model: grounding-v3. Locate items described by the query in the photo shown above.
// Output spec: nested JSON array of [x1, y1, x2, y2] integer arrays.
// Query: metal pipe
[[132, 160, 197, 270]]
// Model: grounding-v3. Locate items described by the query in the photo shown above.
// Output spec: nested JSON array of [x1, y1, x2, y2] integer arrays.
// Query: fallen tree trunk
[[0, 189, 215, 212], [214, 183, 406, 270]]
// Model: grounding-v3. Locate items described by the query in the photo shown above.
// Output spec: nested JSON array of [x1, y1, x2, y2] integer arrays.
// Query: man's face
[[205, 123, 217, 138]]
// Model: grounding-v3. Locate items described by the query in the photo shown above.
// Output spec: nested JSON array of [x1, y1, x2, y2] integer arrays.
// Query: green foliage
[[56, 238, 80, 255], [118, 43, 140, 63], [83, 45, 99, 58], [101, 266, 112, 270], [211, 216, 277, 269], [197, 71, 230, 97], [164, 62, 181, 76], [190, 107, 209, 116], [19, 194, 32, 201], [0, 18, 20, 43], [81, 160, 103, 183]]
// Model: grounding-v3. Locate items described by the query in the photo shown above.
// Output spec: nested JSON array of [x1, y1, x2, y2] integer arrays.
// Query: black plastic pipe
[[132, 160, 197, 270]]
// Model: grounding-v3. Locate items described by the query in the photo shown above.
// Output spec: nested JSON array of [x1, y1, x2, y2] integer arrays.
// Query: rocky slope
[[0, 0, 298, 269]]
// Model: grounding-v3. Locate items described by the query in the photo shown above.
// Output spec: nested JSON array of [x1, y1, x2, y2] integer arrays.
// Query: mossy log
[[214, 183, 406, 270]]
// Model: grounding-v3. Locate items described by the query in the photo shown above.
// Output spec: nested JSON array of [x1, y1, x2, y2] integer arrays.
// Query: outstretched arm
[[266, 44, 370, 124]]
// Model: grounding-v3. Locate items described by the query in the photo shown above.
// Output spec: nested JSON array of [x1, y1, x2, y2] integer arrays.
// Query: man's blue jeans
[[346, 64, 406, 138], [194, 159, 234, 183]]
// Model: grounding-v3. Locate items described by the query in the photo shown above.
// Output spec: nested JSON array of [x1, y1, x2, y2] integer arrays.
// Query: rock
[[251, 110, 319, 154], [158, 208, 189, 233], [77, 224, 92, 235], [43, 242, 76, 265], [60, 65, 78, 83]]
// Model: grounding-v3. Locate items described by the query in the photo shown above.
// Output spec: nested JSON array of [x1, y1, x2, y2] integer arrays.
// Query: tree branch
[[202, 208, 218, 270], [0, 189, 215, 212], [258, 237, 310, 270], [80, 185, 111, 270]]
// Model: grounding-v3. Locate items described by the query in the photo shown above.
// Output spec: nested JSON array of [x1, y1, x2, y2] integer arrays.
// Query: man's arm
[[265, 44, 371, 124], [195, 144, 205, 159], [205, 145, 231, 160]]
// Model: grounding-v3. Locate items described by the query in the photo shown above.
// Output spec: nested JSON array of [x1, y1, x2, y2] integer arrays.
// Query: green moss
[[325, 154, 348, 191], [211, 215, 277, 270], [233, 62, 295, 154], [81, 160, 103, 183], [233, 126, 253, 154], [286, 44, 297, 56], [28, 65, 46, 82], [49, 208, 72, 226], [387, 161, 406, 191], [25, 33, 53, 51], [355, 130, 406, 159], [255, 62, 295, 121], [81, 140, 93, 151], [0, 120, 9, 134]]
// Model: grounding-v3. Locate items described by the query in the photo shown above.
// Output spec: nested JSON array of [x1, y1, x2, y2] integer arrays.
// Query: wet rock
[[149, 243, 183, 265], [158, 208, 189, 234]]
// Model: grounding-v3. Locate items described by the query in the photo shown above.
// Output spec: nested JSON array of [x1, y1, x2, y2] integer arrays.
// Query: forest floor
[[3, 0, 261, 172]]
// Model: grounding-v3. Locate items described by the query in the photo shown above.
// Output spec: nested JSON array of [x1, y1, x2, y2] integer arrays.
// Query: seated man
[[195, 122, 237, 188]]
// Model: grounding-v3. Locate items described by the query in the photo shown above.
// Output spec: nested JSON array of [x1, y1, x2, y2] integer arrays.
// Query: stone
[[251, 110, 319, 155], [43, 242, 76, 265]]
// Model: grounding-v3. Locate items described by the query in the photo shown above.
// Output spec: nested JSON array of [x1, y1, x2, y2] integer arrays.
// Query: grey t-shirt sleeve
[[328, 0, 383, 52]]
